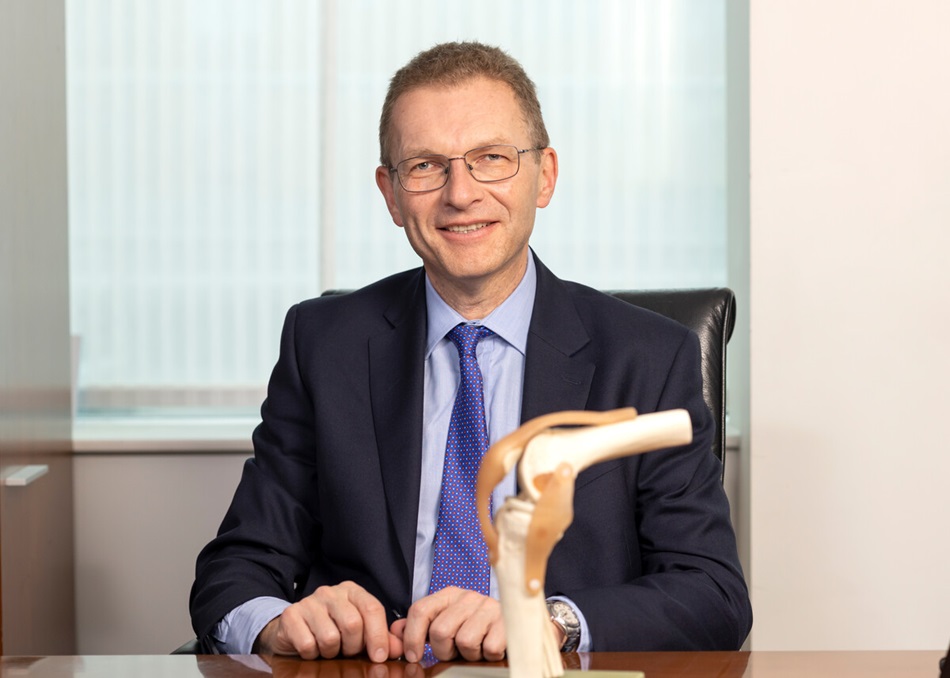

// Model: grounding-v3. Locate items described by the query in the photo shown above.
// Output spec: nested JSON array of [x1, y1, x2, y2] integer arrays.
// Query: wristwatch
[[547, 599, 581, 653]]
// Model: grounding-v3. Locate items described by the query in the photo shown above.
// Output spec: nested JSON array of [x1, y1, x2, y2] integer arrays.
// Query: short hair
[[379, 41, 550, 167]]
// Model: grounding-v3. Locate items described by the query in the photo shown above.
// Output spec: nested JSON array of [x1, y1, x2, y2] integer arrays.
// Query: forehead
[[389, 77, 529, 156]]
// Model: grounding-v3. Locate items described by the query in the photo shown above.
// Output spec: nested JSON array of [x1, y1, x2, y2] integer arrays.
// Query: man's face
[[376, 77, 557, 305]]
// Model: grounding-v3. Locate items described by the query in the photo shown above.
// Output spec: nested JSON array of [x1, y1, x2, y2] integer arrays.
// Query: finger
[[426, 589, 485, 661], [388, 630, 405, 660], [388, 619, 407, 660], [323, 590, 365, 658], [275, 604, 324, 659], [402, 591, 451, 663], [481, 614, 507, 662], [453, 596, 502, 662], [428, 621, 462, 663], [452, 616, 487, 661], [347, 586, 391, 662], [303, 590, 369, 660], [390, 618, 407, 639]]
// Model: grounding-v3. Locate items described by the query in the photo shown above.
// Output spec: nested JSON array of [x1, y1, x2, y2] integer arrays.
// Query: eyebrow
[[399, 139, 516, 160], [400, 148, 441, 159]]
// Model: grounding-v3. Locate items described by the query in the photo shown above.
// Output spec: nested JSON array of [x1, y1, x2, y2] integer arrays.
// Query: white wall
[[749, 0, 950, 650]]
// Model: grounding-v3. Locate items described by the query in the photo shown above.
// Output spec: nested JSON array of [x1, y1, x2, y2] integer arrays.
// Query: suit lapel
[[369, 271, 427, 589], [523, 257, 628, 500], [521, 255, 595, 422]]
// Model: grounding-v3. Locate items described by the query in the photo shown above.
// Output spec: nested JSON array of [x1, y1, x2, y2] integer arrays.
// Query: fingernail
[[373, 647, 387, 662], [405, 650, 417, 663]]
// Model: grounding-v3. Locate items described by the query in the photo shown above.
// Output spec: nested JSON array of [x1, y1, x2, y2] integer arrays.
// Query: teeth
[[445, 222, 488, 233]]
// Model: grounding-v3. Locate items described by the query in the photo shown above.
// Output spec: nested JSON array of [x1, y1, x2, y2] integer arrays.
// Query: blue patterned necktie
[[428, 323, 495, 597]]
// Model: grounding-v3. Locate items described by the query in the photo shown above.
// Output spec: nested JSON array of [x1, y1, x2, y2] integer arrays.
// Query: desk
[[1, 652, 943, 678]]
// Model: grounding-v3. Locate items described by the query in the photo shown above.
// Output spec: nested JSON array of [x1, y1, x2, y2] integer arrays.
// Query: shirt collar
[[425, 252, 537, 358]]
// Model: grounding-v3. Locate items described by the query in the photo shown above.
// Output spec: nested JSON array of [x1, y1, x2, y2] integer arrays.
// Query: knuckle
[[482, 637, 506, 662], [483, 646, 505, 662], [294, 636, 318, 659], [360, 596, 385, 615], [281, 603, 305, 625], [454, 628, 481, 653], [313, 585, 336, 602], [317, 622, 341, 642], [314, 625, 341, 650], [411, 598, 434, 617], [336, 611, 363, 635], [427, 619, 450, 644]]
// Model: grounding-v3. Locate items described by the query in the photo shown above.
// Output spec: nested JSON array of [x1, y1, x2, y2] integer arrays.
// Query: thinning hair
[[379, 41, 550, 167]]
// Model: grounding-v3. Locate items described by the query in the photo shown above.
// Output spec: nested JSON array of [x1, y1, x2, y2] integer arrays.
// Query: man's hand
[[391, 587, 506, 663], [255, 581, 401, 662]]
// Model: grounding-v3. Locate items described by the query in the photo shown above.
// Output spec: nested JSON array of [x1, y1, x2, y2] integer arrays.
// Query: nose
[[442, 156, 482, 207]]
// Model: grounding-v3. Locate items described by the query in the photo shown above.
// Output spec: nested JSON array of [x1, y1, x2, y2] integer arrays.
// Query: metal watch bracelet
[[547, 599, 581, 653]]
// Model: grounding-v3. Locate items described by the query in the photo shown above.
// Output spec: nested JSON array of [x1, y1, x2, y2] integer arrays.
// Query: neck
[[430, 254, 530, 321]]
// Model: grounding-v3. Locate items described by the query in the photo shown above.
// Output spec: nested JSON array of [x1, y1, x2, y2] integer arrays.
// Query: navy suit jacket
[[190, 255, 752, 650]]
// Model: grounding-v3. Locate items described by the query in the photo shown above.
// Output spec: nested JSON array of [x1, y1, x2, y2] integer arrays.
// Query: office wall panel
[[749, 0, 950, 650], [0, 0, 76, 655]]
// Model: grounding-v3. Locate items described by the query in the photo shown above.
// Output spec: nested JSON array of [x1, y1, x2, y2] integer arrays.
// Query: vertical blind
[[67, 0, 727, 415]]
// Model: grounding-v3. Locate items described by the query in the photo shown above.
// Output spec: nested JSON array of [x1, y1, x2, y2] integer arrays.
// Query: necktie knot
[[447, 324, 494, 359]]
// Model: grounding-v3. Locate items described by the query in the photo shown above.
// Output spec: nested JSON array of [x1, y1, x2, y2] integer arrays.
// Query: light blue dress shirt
[[413, 256, 534, 601], [214, 254, 591, 653]]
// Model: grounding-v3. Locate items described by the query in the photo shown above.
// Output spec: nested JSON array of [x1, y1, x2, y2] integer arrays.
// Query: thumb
[[388, 630, 405, 660], [389, 617, 407, 639]]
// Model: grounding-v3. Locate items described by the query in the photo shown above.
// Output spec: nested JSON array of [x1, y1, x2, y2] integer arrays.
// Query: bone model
[[476, 407, 693, 678]]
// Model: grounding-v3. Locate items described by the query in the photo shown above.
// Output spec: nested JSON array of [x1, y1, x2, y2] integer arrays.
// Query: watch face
[[547, 600, 580, 652]]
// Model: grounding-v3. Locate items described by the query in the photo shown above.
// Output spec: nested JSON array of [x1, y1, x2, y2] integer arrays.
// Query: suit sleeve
[[190, 304, 321, 642], [558, 329, 752, 650]]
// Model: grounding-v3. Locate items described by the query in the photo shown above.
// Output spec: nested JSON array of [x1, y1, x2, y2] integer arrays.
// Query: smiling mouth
[[442, 222, 490, 234]]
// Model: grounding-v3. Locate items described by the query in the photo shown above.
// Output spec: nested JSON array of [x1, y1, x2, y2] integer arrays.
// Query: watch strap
[[546, 599, 581, 653]]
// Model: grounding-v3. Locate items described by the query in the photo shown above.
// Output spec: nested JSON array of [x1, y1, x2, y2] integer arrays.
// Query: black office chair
[[172, 637, 215, 655], [940, 636, 949, 677], [173, 287, 736, 654], [604, 288, 736, 479]]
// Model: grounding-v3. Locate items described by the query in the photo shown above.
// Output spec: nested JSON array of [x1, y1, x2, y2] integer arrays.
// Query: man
[[190, 41, 752, 663]]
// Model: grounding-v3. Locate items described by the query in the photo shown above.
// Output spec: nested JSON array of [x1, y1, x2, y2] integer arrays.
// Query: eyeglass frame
[[387, 144, 546, 194]]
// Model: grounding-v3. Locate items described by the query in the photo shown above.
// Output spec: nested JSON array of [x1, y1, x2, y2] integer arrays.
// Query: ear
[[376, 165, 405, 227], [535, 147, 558, 209]]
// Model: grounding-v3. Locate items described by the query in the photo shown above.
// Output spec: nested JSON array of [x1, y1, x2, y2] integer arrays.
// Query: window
[[67, 0, 727, 417]]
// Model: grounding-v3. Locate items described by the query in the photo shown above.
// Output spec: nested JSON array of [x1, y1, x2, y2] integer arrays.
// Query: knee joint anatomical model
[[475, 407, 693, 678]]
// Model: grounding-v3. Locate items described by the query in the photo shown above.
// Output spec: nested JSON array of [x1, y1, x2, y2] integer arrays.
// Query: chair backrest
[[321, 287, 736, 479], [605, 289, 736, 481]]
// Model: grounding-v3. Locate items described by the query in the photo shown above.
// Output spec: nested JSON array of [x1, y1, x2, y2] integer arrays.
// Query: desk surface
[[1, 651, 944, 678], [0, 651, 943, 678]]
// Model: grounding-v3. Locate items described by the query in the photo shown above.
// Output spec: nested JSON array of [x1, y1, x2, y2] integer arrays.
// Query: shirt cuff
[[212, 596, 291, 654], [548, 595, 593, 653]]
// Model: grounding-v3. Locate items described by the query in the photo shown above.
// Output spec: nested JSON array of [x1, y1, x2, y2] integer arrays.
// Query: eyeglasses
[[389, 144, 544, 193]]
